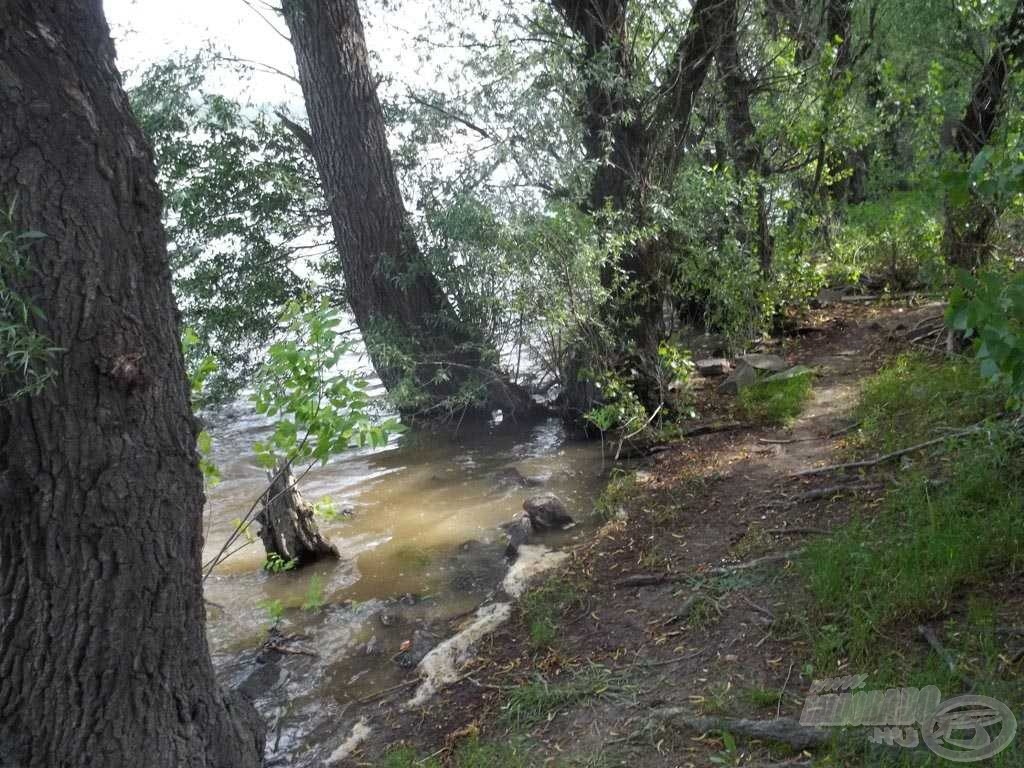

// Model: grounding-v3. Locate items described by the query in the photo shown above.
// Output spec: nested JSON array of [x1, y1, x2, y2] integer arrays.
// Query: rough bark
[[280, 0, 537, 423], [944, 0, 1024, 272], [257, 464, 339, 567], [0, 2, 264, 767]]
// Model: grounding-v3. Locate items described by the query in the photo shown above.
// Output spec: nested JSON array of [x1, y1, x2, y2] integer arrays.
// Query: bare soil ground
[[344, 302, 1021, 768]]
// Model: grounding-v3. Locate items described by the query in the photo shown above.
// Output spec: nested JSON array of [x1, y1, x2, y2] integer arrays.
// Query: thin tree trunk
[[943, 0, 1024, 272], [0, 3, 264, 766], [717, 3, 774, 277], [280, 0, 536, 423]]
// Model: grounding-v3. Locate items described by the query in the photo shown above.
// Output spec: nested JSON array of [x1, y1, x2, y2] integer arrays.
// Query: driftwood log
[[256, 463, 339, 567]]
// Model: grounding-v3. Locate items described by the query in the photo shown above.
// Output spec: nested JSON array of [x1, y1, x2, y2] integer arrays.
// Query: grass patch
[[852, 353, 1004, 452], [377, 747, 440, 768], [801, 355, 1023, 662], [737, 370, 813, 425], [520, 578, 580, 650], [501, 666, 616, 729]]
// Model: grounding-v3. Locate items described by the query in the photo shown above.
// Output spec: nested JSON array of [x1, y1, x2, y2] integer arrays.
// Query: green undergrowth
[[737, 370, 814, 425], [593, 469, 640, 522], [850, 353, 1005, 453], [799, 354, 1023, 764]]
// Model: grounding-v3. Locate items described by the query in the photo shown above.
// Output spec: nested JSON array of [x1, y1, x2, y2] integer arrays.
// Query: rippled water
[[200, 401, 603, 763]]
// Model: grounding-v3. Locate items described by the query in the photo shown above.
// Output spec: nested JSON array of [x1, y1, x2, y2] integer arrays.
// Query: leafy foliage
[[252, 298, 403, 468], [130, 55, 325, 401], [949, 270, 1024, 407]]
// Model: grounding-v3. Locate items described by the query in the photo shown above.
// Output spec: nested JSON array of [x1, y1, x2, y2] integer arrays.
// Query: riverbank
[[347, 301, 1024, 767]]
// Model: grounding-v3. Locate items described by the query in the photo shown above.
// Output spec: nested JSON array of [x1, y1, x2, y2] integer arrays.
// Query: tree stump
[[256, 463, 339, 567]]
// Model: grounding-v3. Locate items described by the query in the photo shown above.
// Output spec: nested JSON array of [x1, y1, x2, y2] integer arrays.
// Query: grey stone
[[696, 358, 731, 377], [718, 362, 758, 395], [394, 628, 439, 669], [737, 353, 789, 372], [766, 365, 814, 382]]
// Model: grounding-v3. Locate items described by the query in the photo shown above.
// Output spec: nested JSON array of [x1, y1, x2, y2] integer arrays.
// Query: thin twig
[[777, 661, 794, 718]]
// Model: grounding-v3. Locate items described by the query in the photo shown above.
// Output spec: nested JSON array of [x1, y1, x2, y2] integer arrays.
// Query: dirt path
[[345, 302, 946, 767]]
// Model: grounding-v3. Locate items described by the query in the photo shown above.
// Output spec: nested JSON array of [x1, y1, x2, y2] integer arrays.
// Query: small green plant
[[708, 730, 742, 766], [252, 297, 404, 469], [264, 553, 297, 573], [301, 574, 325, 612], [948, 269, 1024, 408], [743, 686, 781, 709], [312, 495, 342, 522], [520, 578, 579, 649], [183, 327, 221, 486], [260, 598, 285, 626], [737, 370, 813, 425], [593, 470, 639, 521], [0, 204, 61, 402]]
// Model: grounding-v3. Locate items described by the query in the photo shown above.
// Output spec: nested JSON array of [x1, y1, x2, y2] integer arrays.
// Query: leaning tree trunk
[[943, 0, 1024, 272], [257, 464, 339, 567], [0, 3, 264, 766], [280, 0, 536, 423]]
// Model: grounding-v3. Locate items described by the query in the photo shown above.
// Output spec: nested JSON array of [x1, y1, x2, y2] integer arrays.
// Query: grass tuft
[[501, 666, 615, 729], [737, 371, 813, 425]]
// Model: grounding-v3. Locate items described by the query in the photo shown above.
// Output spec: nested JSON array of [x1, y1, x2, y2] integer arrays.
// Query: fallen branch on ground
[[682, 421, 750, 438], [642, 711, 829, 750], [792, 482, 882, 502], [791, 424, 987, 478], [616, 551, 801, 588]]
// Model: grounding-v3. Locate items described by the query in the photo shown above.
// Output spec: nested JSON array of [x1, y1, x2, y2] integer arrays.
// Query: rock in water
[[503, 515, 533, 558], [524, 493, 574, 530], [696, 358, 731, 377], [491, 466, 544, 490]]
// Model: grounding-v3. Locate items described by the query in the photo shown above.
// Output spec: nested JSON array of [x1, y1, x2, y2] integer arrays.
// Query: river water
[[200, 400, 603, 763]]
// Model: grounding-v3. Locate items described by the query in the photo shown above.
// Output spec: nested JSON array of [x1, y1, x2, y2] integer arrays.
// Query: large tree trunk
[[0, 3, 264, 766], [550, 0, 735, 424], [943, 0, 1024, 272], [280, 0, 536, 423]]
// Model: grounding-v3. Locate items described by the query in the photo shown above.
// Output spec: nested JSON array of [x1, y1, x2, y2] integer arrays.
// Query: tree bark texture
[[281, 0, 536, 422], [944, 0, 1024, 271], [0, 3, 264, 766], [258, 464, 339, 567]]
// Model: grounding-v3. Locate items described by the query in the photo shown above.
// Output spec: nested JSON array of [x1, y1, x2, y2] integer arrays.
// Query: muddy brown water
[[200, 404, 603, 764]]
